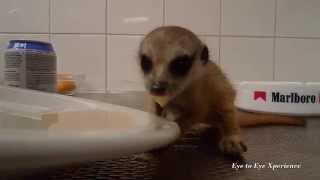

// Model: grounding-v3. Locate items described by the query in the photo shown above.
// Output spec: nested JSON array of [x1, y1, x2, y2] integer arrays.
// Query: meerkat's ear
[[200, 45, 209, 64]]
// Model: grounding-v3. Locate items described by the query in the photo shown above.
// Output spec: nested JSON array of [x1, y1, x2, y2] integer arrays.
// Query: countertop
[[26, 92, 320, 180]]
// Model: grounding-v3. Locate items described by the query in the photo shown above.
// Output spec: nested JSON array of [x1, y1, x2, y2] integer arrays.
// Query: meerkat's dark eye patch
[[140, 54, 153, 74], [169, 55, 193, 77], [201, 46, 209, 64]]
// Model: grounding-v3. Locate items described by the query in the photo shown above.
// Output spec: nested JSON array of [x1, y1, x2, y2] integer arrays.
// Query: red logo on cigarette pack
[[253, 91, 320, 104], [254, 91, 266, 101]]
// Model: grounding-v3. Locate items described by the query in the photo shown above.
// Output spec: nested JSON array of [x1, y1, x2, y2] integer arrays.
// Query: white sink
[[0, 85, 180, 173]]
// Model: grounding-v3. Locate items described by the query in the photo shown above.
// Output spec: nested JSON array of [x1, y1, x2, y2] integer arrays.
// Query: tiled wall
[[0, 0, 320, 93]]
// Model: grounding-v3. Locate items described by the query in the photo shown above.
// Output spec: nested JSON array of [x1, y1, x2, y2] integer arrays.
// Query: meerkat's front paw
[[219, 135, 247, 156]]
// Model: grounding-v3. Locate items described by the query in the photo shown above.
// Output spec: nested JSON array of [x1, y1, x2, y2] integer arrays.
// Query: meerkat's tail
[[236, 110, 306, 127]]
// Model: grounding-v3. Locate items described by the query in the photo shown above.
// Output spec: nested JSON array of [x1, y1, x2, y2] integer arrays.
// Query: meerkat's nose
[[150, 81, 168, 96]]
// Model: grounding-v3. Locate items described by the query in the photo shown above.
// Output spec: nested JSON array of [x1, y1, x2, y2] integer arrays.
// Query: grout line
[[219, 35, 320, 39], [90, 33, 320, 39], [0, 32, 320, 40], [275, 36, 320, 40], [162, 0, 166, 26], [220, 34, 276, 38], [105, 0, 108, 92], [48, 0, 52, 42], [105, 0, 108, 34], [273, 0, 278, 37], [273, 38, 277, 81], [107, 33, 146, 36], [0, 32, 50, 35], [47, 32, 107, 35], [218, 0, 222, 65], [197, 34, 220, 37], [0, 32, 105, 35], [272, 0, 278, 81]]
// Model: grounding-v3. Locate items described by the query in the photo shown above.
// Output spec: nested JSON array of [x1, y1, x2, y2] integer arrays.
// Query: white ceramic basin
[[0, 85, 180, 172]]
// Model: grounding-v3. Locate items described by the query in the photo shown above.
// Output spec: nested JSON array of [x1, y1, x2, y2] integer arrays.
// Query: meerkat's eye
[[169, 55, 193, 77], [140, 54, 153, 74]]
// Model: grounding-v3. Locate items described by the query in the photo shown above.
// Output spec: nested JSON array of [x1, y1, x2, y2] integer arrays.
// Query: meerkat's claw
[[219, 135, 247, 156]]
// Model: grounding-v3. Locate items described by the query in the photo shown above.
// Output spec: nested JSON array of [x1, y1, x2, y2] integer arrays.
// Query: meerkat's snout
[[150, 81, 168, 96]]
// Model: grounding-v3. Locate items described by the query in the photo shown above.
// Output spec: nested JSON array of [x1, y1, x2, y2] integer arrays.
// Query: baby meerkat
[[138, 26, 304, 156]]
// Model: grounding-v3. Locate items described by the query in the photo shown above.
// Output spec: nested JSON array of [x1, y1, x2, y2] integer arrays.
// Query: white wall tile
[[107, 0, 163, 34], [220, 37, 274, 82], [0, 34, 50, 84], [107, 35, 145, 92], [199, 36, 220, 63], [222, 0, 275, 36], [0, 0, 49, 33], [165, 0, 220, 35], [52, 35, 106, 92], [51, 0, 106, 33], [277, 0, 320, 37], [275, 38, 320, 82]]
